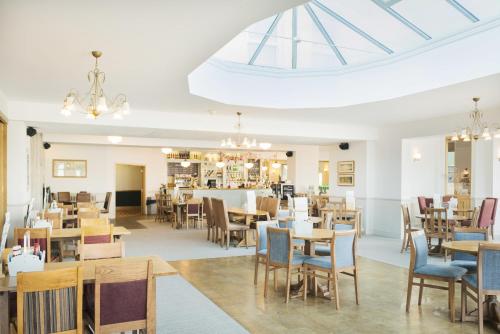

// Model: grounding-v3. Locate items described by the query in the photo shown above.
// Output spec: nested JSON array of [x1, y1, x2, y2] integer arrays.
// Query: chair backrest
[[80, 217, 109, 227], [14, 227, 51, 262], [256, 196, 263, 210], [410, 230, 429, 272], [423, 208, 449, 240], [417, 196, 433, 214], [452, 227, 488, 262], [62, 204, 75, 217], [58, 191, 71, 203], [212, 198, 229, 230], [267, 227, 292, 266], [255, 221, 280, 252], [486, 197, 498, 226], [77, 201, 94, 209], [265, 197, 280, 219], [17, 267, 83, 334], [43, 210, 63, 229], [77, 208, 100, 226], [76, 191, 91, 203], [93, 260, 154, 332], [293, 197, 308, 212], [186, 198, 202, 216], [401, 204, 411, 231], [477, 198, 496, 228], [103, 192, 112, 210], [78, 241, 124, 261], [1, 212, 10, 253], [81, 224, 114, 244], [477, 243, 500, 292], [327, 229, 356, 270], [165, 194, 173, 210], [203, 197, 214, 228]]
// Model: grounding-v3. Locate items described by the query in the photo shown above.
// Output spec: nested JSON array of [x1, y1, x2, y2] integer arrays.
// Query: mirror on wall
[[52, 159, 87, 178], [445, 139, 471, 209]]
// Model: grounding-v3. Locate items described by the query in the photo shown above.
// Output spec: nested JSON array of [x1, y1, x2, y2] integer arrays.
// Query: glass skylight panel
[[210, 0, 500, 71]]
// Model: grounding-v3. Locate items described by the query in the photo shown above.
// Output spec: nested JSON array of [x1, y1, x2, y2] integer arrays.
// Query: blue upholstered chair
[[277, 220, 306, 250], [264, 227, 310, 303], [406, 231, 467, 322], [450, 227, 488, 272], [461, 243, 500, 333], [303, 229, 358, 309], [315, 224, 353, 256], [254, 221, 279, 285]]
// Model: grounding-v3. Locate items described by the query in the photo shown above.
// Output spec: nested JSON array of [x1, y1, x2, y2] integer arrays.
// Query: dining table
[[0, 255, 177, 334], [51, 226, 130, 241], [228, 208, 270, 247]]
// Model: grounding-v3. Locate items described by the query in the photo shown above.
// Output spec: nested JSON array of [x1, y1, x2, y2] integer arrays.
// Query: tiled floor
[[120, 215, 496, 333]]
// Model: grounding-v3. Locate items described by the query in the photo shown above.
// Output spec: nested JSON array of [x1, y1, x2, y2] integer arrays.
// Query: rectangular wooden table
[[51, 226, 131, 241], [228, 208, 270, 247], [0, 255, 177, 334]]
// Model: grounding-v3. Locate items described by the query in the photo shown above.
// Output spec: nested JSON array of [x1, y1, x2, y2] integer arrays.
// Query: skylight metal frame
[[446, 0, 479, 23], [248, 13, 283, 65], [312, 0, 393, 55], [292, 7, 298, 69], [371, 0, 431, 40], [304, 3, 347, 66]]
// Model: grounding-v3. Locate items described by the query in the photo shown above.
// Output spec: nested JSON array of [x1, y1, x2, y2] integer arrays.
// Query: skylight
[[211, 0, 500, 70]]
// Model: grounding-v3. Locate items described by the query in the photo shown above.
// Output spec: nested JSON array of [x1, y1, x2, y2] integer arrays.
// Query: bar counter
[[175, 188, 273, 207]]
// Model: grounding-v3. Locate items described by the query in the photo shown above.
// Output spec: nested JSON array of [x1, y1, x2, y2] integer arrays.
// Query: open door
[[115, 164, 145, 217]]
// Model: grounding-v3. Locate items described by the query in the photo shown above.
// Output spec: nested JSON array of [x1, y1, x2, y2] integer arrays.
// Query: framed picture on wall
[[52, 159, 87, 178], [337, 160, 355, 173], [337, 173, 355, 187]]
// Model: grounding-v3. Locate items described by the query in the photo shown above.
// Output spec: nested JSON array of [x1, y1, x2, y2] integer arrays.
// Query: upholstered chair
[[406, 231, 467, 322], [450, 227, 488, 272], [477, 198, 496, 236], [314, 223, 353, 256], [254, 221, 279, 285]]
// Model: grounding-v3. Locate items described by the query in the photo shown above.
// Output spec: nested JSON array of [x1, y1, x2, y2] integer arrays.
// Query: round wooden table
[[442, 240, 499, 255]]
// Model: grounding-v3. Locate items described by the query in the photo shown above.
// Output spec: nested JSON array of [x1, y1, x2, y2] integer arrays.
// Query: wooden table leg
[[237, 215, 256, 247], [0, 291, 9, 334]]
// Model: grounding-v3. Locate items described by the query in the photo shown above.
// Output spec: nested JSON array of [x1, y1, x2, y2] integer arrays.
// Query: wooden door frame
[[114, 163, 146, 215], [0, 116, 6, 233]]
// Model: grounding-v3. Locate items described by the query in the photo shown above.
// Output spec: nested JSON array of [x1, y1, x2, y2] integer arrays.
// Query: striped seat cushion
[[23, 287, 77, 334]]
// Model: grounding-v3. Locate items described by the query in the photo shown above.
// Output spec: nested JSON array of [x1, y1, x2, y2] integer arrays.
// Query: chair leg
[[303, 267, 308, 301], [207, 225, 210, 241], [274, 269, 278, 291], [332, 272, 340, 310], [478, 293, 484, 334], [264, 262, 270, 298], [226, 230, 229, 250], [461, 281, 466, 322], [418, 278, 424, 306], [254, 256, 259, 285], [449, 280, 455, 322], [406, 273, 413, 312], [354, 268, 359, 305], [285, 267, 292, 303], [244, 231, 248, 249]]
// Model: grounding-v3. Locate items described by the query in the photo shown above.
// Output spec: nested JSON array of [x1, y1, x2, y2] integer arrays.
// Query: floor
[[118, 215, 496, 333]]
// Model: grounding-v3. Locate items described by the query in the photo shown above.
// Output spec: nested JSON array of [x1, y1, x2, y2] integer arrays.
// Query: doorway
[[115, 164, 145, 217]]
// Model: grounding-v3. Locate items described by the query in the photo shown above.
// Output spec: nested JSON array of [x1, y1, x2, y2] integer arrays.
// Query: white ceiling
[[1, 0, 500, 137]]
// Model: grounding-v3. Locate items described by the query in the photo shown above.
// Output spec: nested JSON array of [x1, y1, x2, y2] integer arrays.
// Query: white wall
[[45, 144, 167, 217], [287, 146, 319, 193], [116, 164, 143, 191], [328, 142, 368, 198]]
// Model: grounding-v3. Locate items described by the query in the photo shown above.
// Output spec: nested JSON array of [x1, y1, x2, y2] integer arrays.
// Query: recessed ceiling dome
[[211, 0, 500, 71]]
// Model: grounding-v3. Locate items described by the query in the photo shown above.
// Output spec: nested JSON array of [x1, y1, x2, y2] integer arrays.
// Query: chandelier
[[221, 112, 271, 149], [61, 51, 130, 120], [451, 97, 500, 142]]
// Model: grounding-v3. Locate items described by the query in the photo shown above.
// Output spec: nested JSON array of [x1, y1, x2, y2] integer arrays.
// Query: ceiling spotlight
[[261, 166, 268, 171], [259, 142, 272, 150], [215, 161, 225, 168], [272, 162, 281, 169], [161, 147, 173, 154], [244, 162, 254, 169], [180, 160, 191, 168], [107, 136, 122, 144]]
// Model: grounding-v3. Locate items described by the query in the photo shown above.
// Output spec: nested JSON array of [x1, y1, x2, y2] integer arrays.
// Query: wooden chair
[[256, 196, 263, 210], [43, 210, 64, 261], [423, 207, 450, 254], [81, 224, 114, 245], [100, 192, 112, 214], [76, 202, 94, 209], [14, 227, 52, 263], [164, 194, 176, 224], [449, 227, 488, 272], [80, 217, 109, 227], [212, 198, 249, 249], [203, 197, 215, 242], [264, 227, 309, 303], [90, 260, 155, 333], [406, 230, 467, 322], [401, 204, 420, 253], [13, 267, 83, 334], [477, 198, 497, 240], [77, 208, 100, 227], [57, 191, 71, 204], [461, 243, 500, 333], [154, 193, 164, 222], [303, 229, 359, 309], [78, 241, 124, 261], [76, 191, 91, 203], [186, 198, 202, 229], [265, 197, 280, 220], [1, 212, 11, 254], [254, 221, 279, 285]]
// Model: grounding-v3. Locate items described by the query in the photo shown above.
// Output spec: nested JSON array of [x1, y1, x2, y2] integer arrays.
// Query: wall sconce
[[412, 151, 422, 162]]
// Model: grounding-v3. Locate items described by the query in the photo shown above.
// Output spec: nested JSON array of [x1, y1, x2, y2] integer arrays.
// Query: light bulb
[[251, 139, 257, 147], [122, 101, 130, 115], [60, 108, 71, 117], [107, 136, 122, 144], [216, 161, 225, 168], [161, 148, 172, 154], [244, 162, 254, 169], [482, 127, 490, 138], [460, 129, 467, 139], [495, 128, 500, 138], [221, 139, 226, 147], [97, 96, 108, 112], [451, 132, 458, 142], [113, 112, 123, 120], [272, 162, 281, 169], [259, 142, 271, 150], [181, 160, 191, 168], [261, 166, 268, 171], [463, 135, 471, 142]]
